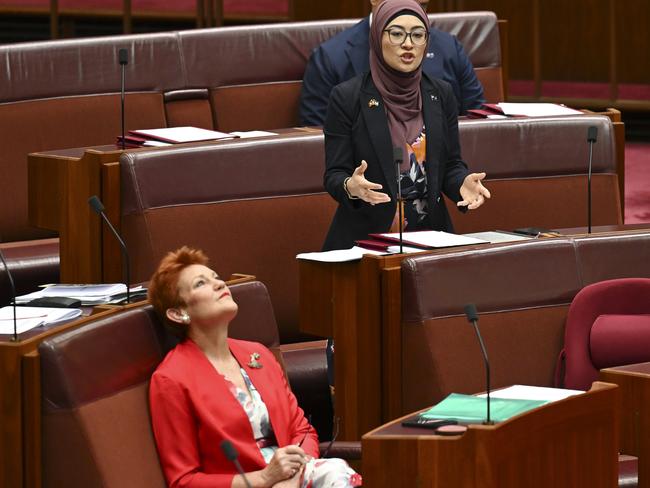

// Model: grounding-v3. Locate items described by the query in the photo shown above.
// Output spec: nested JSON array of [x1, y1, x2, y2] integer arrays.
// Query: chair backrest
[[562, 278, 650, 390], [119, 132, 335, 342], [454, 114, 621, 232], [39, 280, 279, 487], [0, 11, 502, 243], [399, 231, 650, 413]]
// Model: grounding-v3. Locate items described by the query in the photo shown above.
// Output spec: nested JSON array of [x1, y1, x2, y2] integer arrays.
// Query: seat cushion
[[590, 314, 650, 369], [0, 238, 59, 306]]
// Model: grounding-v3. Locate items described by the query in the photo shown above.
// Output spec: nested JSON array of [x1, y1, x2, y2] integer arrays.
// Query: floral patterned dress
[[226, 368, 362, 487], [398, 131, 429, 231]]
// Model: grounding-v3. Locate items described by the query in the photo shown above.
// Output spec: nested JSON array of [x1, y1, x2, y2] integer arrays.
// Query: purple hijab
[[369, 0, 429, 154]]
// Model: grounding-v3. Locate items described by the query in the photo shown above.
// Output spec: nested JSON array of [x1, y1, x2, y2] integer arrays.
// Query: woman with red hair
[[148, 246, 361, 488]]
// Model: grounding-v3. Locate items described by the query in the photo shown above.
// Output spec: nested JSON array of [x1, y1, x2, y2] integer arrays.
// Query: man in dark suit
[[299, 0, 485, 126]]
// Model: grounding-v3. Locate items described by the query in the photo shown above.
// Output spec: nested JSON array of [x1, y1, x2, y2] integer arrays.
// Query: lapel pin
[[368, 98, 380, 108], [247, 352, 263, 369], [430, 95, 438, 101], [426, 52, 435, 59]]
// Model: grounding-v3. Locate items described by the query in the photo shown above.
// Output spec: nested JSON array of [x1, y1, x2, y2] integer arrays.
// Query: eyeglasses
[[383, 27, 428, 46]]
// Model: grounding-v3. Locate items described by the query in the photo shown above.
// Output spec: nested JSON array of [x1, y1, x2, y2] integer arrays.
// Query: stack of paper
[[0, 306, 82, 334], [117, 126, 238, 147], [15, 284, 146, 305]]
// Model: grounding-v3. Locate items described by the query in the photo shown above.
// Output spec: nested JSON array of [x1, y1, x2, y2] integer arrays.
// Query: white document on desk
[[0, 306, 82, 334], [477, 385, 584, 403], [229, 130, 278, 138], [377, 231, 487, 248], [497, 103, 583, 117], [296, 247, 385, 263]]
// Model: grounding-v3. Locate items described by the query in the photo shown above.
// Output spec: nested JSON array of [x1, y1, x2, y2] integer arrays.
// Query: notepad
[[0, 306, 82, 334], [420, 393, 548, 423], [129, 127, 237, 144]]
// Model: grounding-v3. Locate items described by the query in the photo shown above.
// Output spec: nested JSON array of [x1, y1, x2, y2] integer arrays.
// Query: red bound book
[[355, 239, 392, 251]]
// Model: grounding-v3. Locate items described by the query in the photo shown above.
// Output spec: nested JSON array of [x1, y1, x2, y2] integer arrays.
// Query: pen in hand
[[298, 415, 312, 447]]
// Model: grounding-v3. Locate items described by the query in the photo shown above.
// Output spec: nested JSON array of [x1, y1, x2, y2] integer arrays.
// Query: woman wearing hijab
[[322, 0, 491, 251]]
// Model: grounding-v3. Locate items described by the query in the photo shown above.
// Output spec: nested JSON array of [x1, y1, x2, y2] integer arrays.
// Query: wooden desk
[[300, 226, 650, 441], [0, 274, 253, 488], [601, 362, 650, 488], [361, 382, 618, 488], [0, 306, 120, 488]]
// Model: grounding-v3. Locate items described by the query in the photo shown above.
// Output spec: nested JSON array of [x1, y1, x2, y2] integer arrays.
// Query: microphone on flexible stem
[[221, 440, 253, 488], [0, 243, 18, 342], [464, 303, 493, 425], [88, 195, 131, 304], [118, 48, 128, 150], [393, 147, 404, 254], [586, 126, 598, 234]]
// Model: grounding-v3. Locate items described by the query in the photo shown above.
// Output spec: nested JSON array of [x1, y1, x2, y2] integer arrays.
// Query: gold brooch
[[247, 352, 263, 369], [368, 98, 379, 108]]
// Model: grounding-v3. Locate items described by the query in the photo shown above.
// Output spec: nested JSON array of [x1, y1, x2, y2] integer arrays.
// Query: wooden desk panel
[[601, 363, 650, 488], [362, 382, 618, 488]]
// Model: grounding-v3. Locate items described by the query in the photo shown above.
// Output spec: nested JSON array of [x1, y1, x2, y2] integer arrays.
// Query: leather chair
[[39, 280, 354, 487], [559, 277, 650, 391]]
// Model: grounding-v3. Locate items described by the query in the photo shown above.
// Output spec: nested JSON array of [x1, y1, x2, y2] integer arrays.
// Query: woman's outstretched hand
[[345, 160, 392, 205], [458, 172, 491, 210]]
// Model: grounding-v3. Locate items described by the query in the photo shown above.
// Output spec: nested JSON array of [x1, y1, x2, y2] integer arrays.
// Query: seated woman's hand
[[261, 445, 308, 486], [345, 160, 392, 205], [458, 172, 491, 210]]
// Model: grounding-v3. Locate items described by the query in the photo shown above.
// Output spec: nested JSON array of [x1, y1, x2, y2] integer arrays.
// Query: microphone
[[88, 195, 131, 304], [393, 147, 404, 254], [586, 126, 598, 234], [118, 48, 128, 150], [221, 440, 252, 488], [464, 304, 493, 425], [0, 243, 18, 341]]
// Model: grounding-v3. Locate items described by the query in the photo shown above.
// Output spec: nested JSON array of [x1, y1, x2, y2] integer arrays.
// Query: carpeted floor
[[625, 142, 650, 224]]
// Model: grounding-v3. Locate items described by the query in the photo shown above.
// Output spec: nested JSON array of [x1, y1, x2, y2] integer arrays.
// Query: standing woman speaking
[[322, 0, 491, 251]]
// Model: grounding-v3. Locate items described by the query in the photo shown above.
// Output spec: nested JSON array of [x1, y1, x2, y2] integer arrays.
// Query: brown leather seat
[[400, 232, 650, 488], [39, 280, 338, 486], [0, 12, 503, 300], [0, 239, 59, 306]]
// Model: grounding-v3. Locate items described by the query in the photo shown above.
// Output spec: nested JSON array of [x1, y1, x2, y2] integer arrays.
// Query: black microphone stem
[[97, 210, 130, 304], [586, 126, 597, 235], [394, 147, 403, 254], [0, 249, 18, 341], [120, 63, 126, 150], [470, 318, 492, 425]]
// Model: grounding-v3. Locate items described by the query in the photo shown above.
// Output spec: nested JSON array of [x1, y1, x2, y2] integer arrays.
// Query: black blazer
[[322, 72, 469, 251]]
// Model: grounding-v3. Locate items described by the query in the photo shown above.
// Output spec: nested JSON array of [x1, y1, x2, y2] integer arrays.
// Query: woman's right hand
[[260, 445, 307, 486], [345, 160, 391, 205]]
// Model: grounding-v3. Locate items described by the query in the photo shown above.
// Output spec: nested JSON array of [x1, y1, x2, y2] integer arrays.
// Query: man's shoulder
[[428, 26, 461, 50], [319, 18, 369, 54]]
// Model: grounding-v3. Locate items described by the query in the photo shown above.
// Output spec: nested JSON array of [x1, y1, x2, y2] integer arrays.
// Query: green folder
[[420, 393, 548, 423]]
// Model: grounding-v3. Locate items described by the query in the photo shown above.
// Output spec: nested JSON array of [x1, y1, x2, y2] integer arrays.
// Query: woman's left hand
[[458, 172, 491, 210], [272, 465, 304, 488]]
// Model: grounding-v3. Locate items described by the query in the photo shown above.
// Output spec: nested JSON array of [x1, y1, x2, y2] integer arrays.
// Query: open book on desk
[[467, 102, 583, 119], [369, 231, 487, 249], [15, 283, 147, 305], [0, 306, 82, 334], [117, 126, 239, 147]]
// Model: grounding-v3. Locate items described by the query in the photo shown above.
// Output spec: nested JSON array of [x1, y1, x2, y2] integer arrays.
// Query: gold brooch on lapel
[[368, 98, 380, 108], [247, 352, 263, 369]]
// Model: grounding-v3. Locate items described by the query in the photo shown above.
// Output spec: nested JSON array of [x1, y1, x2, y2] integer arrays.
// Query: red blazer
[[149, 338, 319, 488]]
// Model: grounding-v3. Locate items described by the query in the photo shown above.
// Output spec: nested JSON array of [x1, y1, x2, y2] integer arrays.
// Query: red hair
[[148, 246, 209, 338]]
